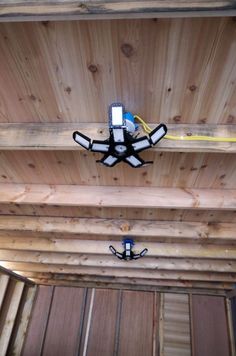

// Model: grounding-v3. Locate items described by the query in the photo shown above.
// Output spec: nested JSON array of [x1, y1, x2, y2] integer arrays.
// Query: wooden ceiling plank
[[0, 123, 235, 153], [0, 216, 235, 240], [0, 184, 235, 210], [0, 238, 236, 259], [0, 1, 236, 22], [0, 251, 236, 273]]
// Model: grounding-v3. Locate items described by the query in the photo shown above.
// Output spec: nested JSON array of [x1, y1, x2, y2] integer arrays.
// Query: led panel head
[[149, 124, 167, 145], [73, 131, 91, 150], [109, 103, 125, 128]]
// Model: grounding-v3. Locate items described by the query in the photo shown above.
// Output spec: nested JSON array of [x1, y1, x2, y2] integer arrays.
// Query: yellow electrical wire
[[134, 115, 236, 143]]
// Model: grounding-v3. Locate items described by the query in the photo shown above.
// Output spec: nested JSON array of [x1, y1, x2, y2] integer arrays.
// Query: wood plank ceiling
[[0, 14, 236, 292]]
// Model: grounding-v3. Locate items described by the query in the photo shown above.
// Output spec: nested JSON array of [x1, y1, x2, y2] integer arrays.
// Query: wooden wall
[[22, 286, 234, 356]]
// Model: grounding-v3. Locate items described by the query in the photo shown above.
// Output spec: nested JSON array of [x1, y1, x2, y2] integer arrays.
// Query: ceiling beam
[[0, 251, 236, 273], [8, 262, 236, 283], [0, 184, 235, 210], [0, 123, 235, 153], [5, 262, 236, 282], [0, 1, 236, 22], [0, 216, 235, 241], [0, 238, 235, 259]]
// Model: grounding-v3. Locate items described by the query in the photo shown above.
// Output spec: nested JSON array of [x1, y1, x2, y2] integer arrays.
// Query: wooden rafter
[[0, 123, 235, 153], [0, 0, 236, 22], [0, 216, 235, 240], [0, 238, 235, 258], [0, 184, 235, 209], [0, 251, 236, 273]]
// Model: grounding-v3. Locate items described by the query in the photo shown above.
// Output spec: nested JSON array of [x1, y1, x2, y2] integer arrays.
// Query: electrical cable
[[134, 115, 236, 142]]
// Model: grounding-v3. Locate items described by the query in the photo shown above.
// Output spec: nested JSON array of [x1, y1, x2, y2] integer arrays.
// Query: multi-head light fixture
[[73, 103, 167, 168]]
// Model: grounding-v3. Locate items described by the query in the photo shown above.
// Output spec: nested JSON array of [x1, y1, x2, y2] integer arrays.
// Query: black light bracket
[[109, 238, 148, 261], [73, 103, 167, 168]]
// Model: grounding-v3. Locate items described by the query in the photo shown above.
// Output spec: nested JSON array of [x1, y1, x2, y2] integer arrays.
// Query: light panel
[[149, 125, 167, 145], [73, 132, 91, 149], [103, 155, 118, 166], [111, 106, 123, 126], [125, 155, 142, 167], [91, 142, 109, 152], [132, 138, 151, 151]]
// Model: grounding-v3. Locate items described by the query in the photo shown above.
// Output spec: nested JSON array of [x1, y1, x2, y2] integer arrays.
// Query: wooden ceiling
[[0, 2, 236, 294]]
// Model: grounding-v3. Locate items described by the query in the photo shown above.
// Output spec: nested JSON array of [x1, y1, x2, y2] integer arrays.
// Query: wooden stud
[[0, 275, 9, 311], [0, 280, 24, 356], [7, 285, 37, 356]]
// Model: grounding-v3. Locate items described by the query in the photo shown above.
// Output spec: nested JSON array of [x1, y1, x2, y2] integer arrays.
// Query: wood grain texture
[[42, 286, 85, 356], [0, 19, 236, 125], [0, 123, 235, 152], [0, 205, 235, 223], [0, 2, 236, 22], [0, 184, 235, 210], [6, 263, 236, 283], [22, 285, 54, 356], [2, 251, 236, 273], [0, 216, 236, 240], [1, 150, 236, 190], [1, 238, 236, 259], [191, 295, 230, 356], [118, 290, 154, 356]]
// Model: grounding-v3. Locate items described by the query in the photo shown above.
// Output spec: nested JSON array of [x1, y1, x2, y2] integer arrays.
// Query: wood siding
[[23, 286, 233, 356]]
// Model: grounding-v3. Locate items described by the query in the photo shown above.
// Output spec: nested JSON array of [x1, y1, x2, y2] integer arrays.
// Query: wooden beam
[[21, 273, 232, 292], [0, 238, 236, 259], [21, 271, 233, 291], [28, 272, 235, 288], [0, 184, 235, 210], [0, 1, 236, 22], [29, 278, 228, 296], [4, 262, 236, 282], [0, 216, 236, 241], [0, 123, 235, 153], [7, 285, 37, 356], [0, 280, 24, 356], [1, 251, 236, 273], [0, 275, 9, 311]]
